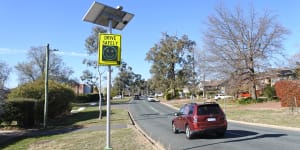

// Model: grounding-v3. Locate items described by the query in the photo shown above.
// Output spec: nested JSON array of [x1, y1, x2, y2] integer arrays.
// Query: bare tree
[[15, 46, 74, 84], [82, 26, 107, 119], [203, 4, 289, 99]]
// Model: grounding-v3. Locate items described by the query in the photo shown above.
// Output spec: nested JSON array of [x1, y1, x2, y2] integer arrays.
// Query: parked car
[[155, 93, 163, 97], [113, 95, 122, 99], [214, 94, 233, 100], [147, 96, 158, 102], [172, 102, 227, 139]]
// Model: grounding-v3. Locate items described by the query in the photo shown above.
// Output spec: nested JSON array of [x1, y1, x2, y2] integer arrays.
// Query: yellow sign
[[98, 33, 121, 66]]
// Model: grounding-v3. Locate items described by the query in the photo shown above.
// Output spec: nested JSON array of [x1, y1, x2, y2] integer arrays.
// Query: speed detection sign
[[98, 33, 121, 66]]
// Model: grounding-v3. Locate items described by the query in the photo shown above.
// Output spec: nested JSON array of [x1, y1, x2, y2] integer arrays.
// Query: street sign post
[[98, 34, 121, 66], [83, 1, 134, 150]]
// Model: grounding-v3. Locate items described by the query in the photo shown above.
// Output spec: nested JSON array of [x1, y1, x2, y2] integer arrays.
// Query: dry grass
[[4, 128, 156, 150]]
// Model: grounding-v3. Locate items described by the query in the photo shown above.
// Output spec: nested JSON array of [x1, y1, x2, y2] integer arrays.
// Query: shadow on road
[[182, 130, 287, 150], [133, 112, 174, 121]]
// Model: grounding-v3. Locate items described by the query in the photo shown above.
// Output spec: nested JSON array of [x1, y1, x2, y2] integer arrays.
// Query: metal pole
[[44, 43, 49, 128], [105, 19, 113, 150], [98, 66, 102, 119]]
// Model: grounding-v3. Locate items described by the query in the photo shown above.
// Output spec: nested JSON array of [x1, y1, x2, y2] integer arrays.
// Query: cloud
[[55, 51, 89, 57], [0, 48, 26, 55], [0, 47, 89, 58]]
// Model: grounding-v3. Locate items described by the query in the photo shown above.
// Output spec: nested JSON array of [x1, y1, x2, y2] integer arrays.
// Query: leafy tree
[[113, 62, 134, 96], [146, 33, 196, 97], [111, 62, 146, 96], [131, 74, 146, 95], [15, 46, 74, 84], [203, 4, 289, 100], [0, 61, 11, 102]]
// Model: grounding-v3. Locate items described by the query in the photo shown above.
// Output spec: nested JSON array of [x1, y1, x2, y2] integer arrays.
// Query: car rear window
[[197, 104, 221, 115]]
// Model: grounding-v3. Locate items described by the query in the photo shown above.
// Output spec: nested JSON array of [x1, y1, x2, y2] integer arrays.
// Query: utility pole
[[43, 43, 49, 128]]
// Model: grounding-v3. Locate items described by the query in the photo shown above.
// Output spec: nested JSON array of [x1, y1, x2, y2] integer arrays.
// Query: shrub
[[74, 94, 100, 103], [8, 79, 75, 124], [0, 101, 20, 125], [8, 99, 36, 127], [74, 94, 89, 103], [165, 93, 173, 100], [263, 86, 275, 100], [274, 80, 300, 107], [238, 97, 255, 104]]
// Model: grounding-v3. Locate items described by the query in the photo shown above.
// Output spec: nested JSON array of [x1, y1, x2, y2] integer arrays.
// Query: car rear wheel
[[172, 123, 178, 134], [185, 125, 193, 139]]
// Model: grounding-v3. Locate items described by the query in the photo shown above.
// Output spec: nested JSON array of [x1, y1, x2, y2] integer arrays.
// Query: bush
[[165, 93, 173, 100], [0, 101, 20, 125], [0, 99, 37, 128], [274, 80, 300, 107], [74, 94, 89, 103], [238, 97, 268, 104], [263, 86, 275, 100], [8, 79, 75, 124], [238, 97, 255, 104], [74, 94, 100, 103]]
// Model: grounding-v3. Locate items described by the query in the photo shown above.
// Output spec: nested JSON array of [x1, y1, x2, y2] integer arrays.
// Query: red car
[[172, 102, 227, 139]]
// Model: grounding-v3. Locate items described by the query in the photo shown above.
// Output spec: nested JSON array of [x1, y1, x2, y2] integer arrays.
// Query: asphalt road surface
[[128, 97, 300, 150]]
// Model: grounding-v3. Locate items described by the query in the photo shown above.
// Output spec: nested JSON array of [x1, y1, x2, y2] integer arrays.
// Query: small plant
[[238, 97, 255, 104], [263, 86, 275, 100]]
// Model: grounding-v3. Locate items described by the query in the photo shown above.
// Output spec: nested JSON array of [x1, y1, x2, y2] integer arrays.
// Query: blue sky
[[1, 0, 300, 88]]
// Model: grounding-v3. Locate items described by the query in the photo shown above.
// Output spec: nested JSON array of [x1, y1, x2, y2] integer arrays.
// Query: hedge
[[274, 80, 300, 107], [74, 93, 103, 103], [0, 99, 35, 128], [8, 79, 75, 124]]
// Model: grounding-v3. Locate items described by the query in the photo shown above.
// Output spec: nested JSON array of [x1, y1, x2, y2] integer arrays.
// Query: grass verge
[[1, 97, 157, 150], [3, 128, 155, 150]]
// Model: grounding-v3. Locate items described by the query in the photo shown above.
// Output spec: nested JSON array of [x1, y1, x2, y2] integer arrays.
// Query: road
[[128, 98, 300, 150]]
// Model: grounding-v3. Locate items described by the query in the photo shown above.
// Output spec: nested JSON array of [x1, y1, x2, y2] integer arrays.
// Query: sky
[[1, 0, 300, 88]]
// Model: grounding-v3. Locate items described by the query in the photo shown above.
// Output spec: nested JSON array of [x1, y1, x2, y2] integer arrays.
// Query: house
[[198, 80, 222, 92], [71, 83, 93, 95], [254, 68, 296, 96], [256, 68, 296, 88]]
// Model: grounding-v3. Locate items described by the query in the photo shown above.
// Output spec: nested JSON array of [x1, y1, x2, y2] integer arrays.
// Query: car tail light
[[193, 116, 198, 123], [220, 115, 226, 121]]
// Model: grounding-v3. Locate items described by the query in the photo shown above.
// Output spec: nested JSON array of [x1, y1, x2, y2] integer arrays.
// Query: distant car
[[214, 94, 233, 100], [155, 93, 163, 97], [172, 102, 227, 139], [113, 95, 122, 99], [147, 96, 158, 102]]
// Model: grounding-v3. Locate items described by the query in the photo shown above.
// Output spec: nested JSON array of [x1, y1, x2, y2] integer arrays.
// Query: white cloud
[[55, 51, 88, 57], [0, 47, 26, 55]]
